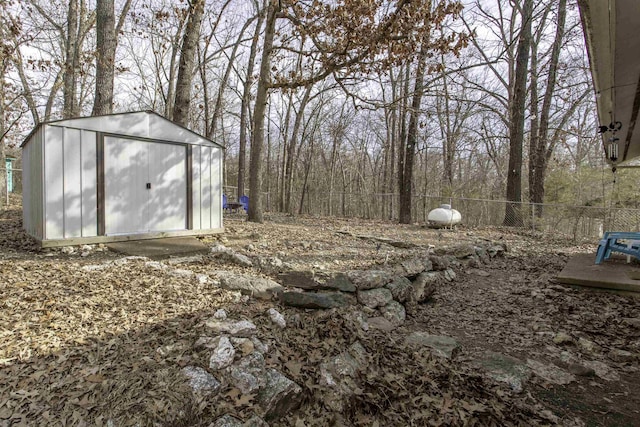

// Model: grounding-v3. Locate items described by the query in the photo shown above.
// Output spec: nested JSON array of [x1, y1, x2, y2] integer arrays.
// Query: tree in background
[[92, 0, 132, 116], [504, 0, 533, 226], [173, 0, 205, 126], [248, 0, 468, 223]]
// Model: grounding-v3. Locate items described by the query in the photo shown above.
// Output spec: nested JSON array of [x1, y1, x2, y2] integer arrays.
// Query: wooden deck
[[557, 253, 640, 297]]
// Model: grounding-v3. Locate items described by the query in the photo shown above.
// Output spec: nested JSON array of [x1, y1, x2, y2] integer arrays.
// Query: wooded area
[[0, 0, 623, 224]]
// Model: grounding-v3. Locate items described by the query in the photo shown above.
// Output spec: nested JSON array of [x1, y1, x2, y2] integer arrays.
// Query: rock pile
[[274, 242, 507, 330], [183, 309, 303, 424]]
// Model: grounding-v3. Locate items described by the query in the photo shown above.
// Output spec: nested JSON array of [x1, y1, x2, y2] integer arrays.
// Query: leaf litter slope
[[1, 202, 639, 425]]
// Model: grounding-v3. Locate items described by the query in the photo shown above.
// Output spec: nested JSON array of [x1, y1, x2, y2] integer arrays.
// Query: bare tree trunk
[[397, 62, 410, 218], [238, 4, 265, 198], [399, 39, 428, 224], [92, 0, 116, 115], [248, 0, 279, 223], [529, 0, 567, 217], [63, 0, 79, 118], [298, 137, 316, 215], [504, 0, 533, 227], [92, 0, 131, 116], [284, 85, 312, 214], [278, 92, 294, 211], [164, 15, 188, 120], [173, 0, 205, 126]]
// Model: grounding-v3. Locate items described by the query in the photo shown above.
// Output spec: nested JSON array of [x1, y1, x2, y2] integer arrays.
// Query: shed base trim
[[36, 228, 224, 248]]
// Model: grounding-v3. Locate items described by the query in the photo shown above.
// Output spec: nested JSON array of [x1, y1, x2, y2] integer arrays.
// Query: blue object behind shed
[[239, 195, 249, 212]]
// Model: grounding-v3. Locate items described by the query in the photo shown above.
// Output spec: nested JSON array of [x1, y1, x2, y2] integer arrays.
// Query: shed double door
[[104, 136, 187, 235]]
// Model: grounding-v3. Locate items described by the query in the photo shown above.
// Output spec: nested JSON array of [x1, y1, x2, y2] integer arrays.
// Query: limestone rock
[[210, 244, 229, 254], [443, 268, 456, 282], [195, 336, 218, 349], [609, 348, 635, 363], [227, 353, 267, 394], [212, 414, 243, 427], [450, 244, 476, 259], [280, 291, 353, 309], [214, 271, 283, 300], [553, 332, 574, 345], [380, 300, 406, 324], [347, 270, 393, 290], [411, 272, 440, 302], [475, 246, 490, 263], [230, 337, 255, 356], [466, 256, 482, 268], [385, 276, 413, 303], [278, 270, 355, 293], [357, 288, 393, 309], [472, 352, 530, 392], [257, 369, 303, 421], [206, 319, 257, 337], [487, 244, 506, 257], [251, 337, 269, 354], [267, 308, 286, 329], [218, 251, 254, 268], [397, 258, 427, 277], [577, 337, 599, 353], [526, 359, 575, 385], [319, 342, 368, 412], [428, 255, 450, 271], [182, 366, 221, 395], [405, 333, 460, 359], [582, 360, 620, 381], [344, 310, 369, 331], [367, 316, 396, 332], [256, 256, 284, 272], [209, 336, 236, 370]]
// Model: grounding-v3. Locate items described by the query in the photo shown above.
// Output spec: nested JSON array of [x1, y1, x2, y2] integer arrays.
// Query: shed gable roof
[[22, 111, 223, 149]]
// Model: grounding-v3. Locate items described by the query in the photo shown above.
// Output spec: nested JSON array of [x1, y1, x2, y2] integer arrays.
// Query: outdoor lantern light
[[607, 141, 619, 162]]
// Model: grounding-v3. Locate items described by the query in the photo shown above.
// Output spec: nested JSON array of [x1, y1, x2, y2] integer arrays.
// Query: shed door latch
[[146, 183, 151, 189]]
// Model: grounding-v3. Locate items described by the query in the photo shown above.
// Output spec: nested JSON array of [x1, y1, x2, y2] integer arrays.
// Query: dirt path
[[414, 255, 640, 426]]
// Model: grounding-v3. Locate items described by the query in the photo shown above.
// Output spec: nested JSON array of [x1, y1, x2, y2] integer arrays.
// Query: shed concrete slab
[[107, 236, 209, 259], [557, 253, 640, 297]]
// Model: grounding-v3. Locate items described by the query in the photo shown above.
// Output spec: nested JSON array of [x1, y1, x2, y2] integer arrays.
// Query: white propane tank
[[427, 204, 462, 228]]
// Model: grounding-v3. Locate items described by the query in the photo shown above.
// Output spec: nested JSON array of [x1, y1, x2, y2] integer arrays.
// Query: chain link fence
[[5, 169, 638, 241], [260, 191, 640, 242]]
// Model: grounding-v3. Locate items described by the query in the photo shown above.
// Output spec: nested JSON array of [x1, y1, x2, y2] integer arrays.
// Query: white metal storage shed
[[21, 111, 224, 246]]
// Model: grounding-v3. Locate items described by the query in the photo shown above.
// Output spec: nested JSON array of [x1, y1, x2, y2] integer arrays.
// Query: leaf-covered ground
[[1, 198, 639, 426]]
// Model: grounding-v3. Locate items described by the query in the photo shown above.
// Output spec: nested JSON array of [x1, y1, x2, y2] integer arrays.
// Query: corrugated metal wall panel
[[63, 127, 82, 237], [200, 146, 212, 229], [44, 126, 64, 239], [104, 137, 149, 235], [148, 142, 186, 231], [33, 127, 44, 239], [80, 130, 97, 237], [191, 145, 202, 229], [23, 127, 45, 239], [211, 147, 222, 229]]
